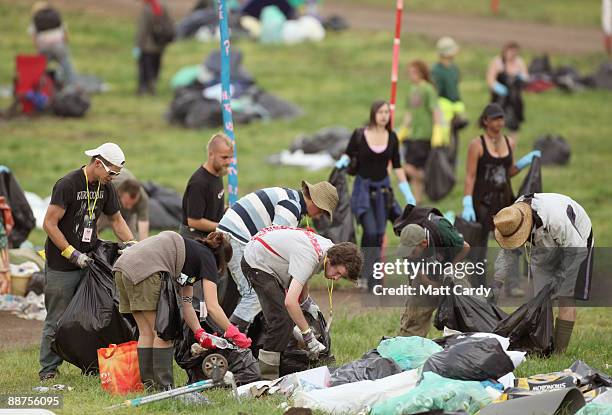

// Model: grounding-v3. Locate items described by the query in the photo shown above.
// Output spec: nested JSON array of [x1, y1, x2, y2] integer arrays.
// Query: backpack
[[151, 9, 176, 46]]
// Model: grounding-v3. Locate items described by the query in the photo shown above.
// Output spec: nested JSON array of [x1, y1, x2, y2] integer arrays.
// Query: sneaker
[[39, 372, 57, 383], [509, 287, 526, 297]]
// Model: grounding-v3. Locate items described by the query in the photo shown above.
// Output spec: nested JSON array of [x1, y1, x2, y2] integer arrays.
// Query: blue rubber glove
[[515, 150, 542, 170], [492, 81, 508, 97], [132, 47, 141, 60], [462, 195, 476, 222], [335, 154, 350, 169], [399, 181, 416, 206]]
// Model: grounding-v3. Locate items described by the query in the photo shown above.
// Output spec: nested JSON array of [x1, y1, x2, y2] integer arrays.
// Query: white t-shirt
[[243, 226, 333, 288]]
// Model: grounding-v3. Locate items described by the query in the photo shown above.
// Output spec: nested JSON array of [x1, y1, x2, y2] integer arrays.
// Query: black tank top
[[473, 135, 514, 230]]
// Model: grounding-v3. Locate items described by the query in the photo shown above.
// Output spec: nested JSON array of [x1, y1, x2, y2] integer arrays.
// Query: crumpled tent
[[0, 166, 36, 247], [167, 49, 302, 129]]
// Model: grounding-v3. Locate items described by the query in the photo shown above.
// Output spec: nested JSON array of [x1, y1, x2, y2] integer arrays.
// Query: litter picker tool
[[105, 354, 237, 410]]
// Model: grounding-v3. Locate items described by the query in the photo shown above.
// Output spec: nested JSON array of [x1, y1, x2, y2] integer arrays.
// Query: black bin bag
[[424, 148, 456, 201], [434, 285, 507, 333], [330, 349, 402, 386], [174, 302, 261, 386], [453, 217, 485, 249], [51, 241, 137, 374], [154, 272, 182, 341], [517, 156, 543, 197], [494, 283, 554, 356], [422, 337, 515, 381], [313, 168, 356, 244]]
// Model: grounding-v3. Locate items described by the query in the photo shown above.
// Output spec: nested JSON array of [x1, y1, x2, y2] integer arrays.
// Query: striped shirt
[[217, 187, 307, 244]]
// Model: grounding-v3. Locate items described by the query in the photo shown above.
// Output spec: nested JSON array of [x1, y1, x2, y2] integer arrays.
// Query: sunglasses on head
[[96, 158, 121, 177]]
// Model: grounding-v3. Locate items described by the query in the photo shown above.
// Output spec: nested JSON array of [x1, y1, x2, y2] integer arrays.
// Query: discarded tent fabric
[[293, 370, 420, 414], [577, 402, 612, 415], [51, 241, 136, 374], [377, 336, 443, 371], [494, 283, 554, 356], [312, 168, 356, 244], [434, 287, 508, 333], [289, 126, 351, 159], [329, 349, 402, 387], [142, 181, 182, 230], [0, 167, 36, 247], [517, 156, 542, 197], [422, 337, 515, 381], [371, 371, 491, 415], [534, 135, 571, 165], [481, 387, 585, 415]]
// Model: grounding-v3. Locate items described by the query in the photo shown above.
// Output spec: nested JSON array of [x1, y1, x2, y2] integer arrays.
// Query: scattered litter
[[33, 384, 74, 392], [0, 292, 46, 320]]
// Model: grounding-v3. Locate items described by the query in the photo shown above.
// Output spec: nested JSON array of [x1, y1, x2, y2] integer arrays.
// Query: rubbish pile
[[0, 291, 46, 321], [527, 55, 612, 93], [233, 333, 612, 415], [267, 126, 351, 171], [176, 1, 343, 45], [167, 49, 302, 130]]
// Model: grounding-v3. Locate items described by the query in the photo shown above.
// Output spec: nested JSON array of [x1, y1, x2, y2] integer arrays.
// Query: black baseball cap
[[481, 103, 505, 119]]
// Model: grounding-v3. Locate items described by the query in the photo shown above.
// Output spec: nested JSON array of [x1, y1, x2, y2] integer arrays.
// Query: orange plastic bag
[[97, 341, 143, 395]]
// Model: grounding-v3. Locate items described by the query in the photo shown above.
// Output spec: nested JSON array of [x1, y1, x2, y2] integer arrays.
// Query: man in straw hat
[[492, 193, 594, 353], [40, 143, 136, 381], [242, 225, 362, 380], [217, 181, 339, 334]]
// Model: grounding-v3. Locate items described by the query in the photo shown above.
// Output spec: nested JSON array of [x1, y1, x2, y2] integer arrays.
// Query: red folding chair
[[13, 54, 55, 114]]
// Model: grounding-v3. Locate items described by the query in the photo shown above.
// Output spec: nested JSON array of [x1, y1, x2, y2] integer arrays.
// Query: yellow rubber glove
[[398, 126, 410, 142], [431, 124, 445, 147]]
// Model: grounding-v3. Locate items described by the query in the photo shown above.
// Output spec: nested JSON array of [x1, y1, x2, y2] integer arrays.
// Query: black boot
[[554, 318, 575, 354], [137, 347, 154, 391], [229, 314, 251, 333], [152, 347, 174, 391]]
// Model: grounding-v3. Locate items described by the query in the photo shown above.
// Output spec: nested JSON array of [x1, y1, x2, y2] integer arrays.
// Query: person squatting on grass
[[395, 208, 470, 338], [97, 168, 150, 241], [241, 226, 363, 380], [217, 181, 339, 334], [336, 100, 415, 290], [40, 143, 136, 382], [492, 193, 594, 354], [462, 103, 540, 296], [112, 230, 252, 391]]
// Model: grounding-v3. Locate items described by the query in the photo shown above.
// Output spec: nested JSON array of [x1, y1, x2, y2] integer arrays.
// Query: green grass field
[[1, 1, 611, 413], [345, 0, 603, 28]]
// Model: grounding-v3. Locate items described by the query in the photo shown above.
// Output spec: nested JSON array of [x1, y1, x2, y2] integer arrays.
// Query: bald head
[[206, 132, 234, 177]]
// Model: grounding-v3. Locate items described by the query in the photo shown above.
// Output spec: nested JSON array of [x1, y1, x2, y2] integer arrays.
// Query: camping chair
[[10, 54, 55, 115]]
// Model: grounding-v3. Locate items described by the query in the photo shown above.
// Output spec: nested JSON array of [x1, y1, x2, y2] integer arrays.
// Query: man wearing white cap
[[39, 142, 136, 381], [492, 193, 594, 353]]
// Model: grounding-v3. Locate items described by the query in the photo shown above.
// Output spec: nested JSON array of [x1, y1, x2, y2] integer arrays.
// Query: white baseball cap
[[84, 142, 125, 167]]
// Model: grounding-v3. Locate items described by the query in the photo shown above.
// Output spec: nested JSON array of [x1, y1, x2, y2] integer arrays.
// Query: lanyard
[[83, 168, 100, 219]]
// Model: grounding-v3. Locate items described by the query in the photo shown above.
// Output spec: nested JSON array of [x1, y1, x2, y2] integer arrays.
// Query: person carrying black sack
[[113, 231, 251, 391], [335, 100, 416, 290], [40, 143, 136, 382], [486, 42, 529, 139], [395, 208, 470, 337], [461, 103, 540, 297], [492, 193, 594, 354]]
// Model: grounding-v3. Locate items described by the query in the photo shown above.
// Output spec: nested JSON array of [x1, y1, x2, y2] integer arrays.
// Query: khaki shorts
[[115, 271, 162, 314]]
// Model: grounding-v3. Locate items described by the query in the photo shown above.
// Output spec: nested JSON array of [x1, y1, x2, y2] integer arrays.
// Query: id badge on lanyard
[[82, 214, 95, 243]]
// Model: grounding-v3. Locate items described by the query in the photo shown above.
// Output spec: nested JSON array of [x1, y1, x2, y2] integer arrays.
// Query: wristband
[[301, 327, 312, 336], [61, 245, 75, 259], [126, 240, 137, 244]]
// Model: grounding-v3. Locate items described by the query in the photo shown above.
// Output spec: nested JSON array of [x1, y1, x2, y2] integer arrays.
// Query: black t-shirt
[[178, 237, 220, 286], [45, 168, 120, 271], [346, 128, 402, 181], [181, 166, 225, 228]]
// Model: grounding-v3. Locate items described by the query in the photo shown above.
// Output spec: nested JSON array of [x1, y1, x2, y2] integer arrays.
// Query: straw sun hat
[[302, 180, 338, 221], [493, 202, 533, 249]]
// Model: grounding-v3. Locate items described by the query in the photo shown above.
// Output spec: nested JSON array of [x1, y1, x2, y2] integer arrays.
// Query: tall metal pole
[[218, 0, 238, 205], [389, 0, 404, 128]]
